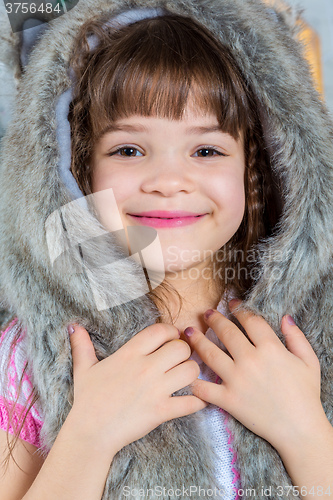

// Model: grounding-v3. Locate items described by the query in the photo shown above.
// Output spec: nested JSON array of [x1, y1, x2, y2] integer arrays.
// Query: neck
[[154, 258, 223, 335]]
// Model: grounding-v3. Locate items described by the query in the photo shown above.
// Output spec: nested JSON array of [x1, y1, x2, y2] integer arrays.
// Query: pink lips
[[128, 210, 208, 228]]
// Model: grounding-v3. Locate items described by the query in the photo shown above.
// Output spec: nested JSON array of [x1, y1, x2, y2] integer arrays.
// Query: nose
[[140, 155, 195, 197]]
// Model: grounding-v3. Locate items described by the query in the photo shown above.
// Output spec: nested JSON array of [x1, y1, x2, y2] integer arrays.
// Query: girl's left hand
[[184, 300, 329, 456]]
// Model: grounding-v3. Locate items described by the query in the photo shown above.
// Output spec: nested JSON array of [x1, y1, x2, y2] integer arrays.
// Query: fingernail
[[184, 327, 194, 337], [229, 299, 241, 309], [204, 309, 215, 320], [67, 324, 75, 336], [286, 315, 296, 326]]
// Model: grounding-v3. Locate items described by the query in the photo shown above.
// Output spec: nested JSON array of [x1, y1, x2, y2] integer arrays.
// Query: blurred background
[[0, 0, 332, 138], [288, 0, 333, 111]]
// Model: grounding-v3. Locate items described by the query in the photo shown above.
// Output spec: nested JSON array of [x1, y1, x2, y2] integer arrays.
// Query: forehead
[[95, 95, 243, 147]]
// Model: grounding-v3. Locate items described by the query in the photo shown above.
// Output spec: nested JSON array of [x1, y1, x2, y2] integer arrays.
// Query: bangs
[[83, 15, 253, 141]]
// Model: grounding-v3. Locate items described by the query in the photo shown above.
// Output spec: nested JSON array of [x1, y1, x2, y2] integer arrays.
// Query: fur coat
[[1, 0, 333, 498]]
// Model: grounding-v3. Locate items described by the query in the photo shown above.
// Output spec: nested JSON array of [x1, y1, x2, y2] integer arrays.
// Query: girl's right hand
[[68, 323, 206, 456]]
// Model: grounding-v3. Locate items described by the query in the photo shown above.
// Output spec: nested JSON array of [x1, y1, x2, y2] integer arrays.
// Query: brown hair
[[68, 13, 280, 308]]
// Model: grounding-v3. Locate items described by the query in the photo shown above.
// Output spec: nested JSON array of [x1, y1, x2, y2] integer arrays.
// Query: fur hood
[[1, 0, 333, 498]]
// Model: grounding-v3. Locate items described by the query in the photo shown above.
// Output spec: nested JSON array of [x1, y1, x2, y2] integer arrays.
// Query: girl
[[0, 1, 333, 499]]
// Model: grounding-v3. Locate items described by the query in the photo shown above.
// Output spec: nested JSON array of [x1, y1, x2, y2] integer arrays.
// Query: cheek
[[90, 168, 134, 232], [211, 173, 246, 223], [231, 183, 246, 224], [92, 168, 132, 204]]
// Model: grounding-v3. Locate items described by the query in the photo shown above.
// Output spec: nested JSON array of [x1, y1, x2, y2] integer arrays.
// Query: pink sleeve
[[0, 396, 43, 448], [0, 319, 43, 448]]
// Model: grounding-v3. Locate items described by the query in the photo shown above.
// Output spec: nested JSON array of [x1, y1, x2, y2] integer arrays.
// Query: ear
[[20, 19, 49, 68], [0, 9, 49, 137], [0, 9, 48, 76]]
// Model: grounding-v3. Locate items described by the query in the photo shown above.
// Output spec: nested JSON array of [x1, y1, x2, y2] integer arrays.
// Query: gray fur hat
[[1, 0, 333, 498]]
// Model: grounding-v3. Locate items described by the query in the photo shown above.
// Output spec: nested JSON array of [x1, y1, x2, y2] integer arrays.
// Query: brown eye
[[119, 147, 140, 157], [199, 149, 214, 157], [109, 147, 143, 157], [194, 148, 226, 158]]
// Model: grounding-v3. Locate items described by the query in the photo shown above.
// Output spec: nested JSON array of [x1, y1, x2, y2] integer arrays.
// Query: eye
[[193, 148, 227, 158], [108, 147, 143, 157]]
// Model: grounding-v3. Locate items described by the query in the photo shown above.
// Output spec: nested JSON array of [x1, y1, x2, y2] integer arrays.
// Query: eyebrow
[[98, 123, 225, 139]]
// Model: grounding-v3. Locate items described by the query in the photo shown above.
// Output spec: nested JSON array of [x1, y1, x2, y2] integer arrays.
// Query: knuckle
[[145, 322, 165, 337], [170, 339, 191, 357], [136, 359, 152, 380], [224, 390, 238, 412], [154, 397, 169, 419], [237, 309, 256, 322], [140, 366, 151, 381], [139, 323, 165, 345], [184, 396, 200, 414], [191, 381, 208, 401], [176, 339, 192, 357], [259, 338, 280, 356], [79, 343, 94, 359], [244, 356, 259, 376], [221, 325, 236, 340], [244, 310, 257, 322], [204, 346, 219, 366], [239, 350, 259, 374], [186, 360, 200, 379], [146, 323, 177, 341], [116, 341, 134, 362]]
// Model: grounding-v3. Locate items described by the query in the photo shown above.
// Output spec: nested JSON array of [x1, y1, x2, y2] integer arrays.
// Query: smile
[[127, 213, 207, 228]]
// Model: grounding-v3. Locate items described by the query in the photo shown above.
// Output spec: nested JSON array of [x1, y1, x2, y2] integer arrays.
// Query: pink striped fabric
[[0, 319, 43, 448]]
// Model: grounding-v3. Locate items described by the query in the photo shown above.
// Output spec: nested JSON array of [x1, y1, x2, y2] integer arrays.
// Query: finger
[[128, 323, 180, 355], [281, 315, 320, 369], [202, 309, 254, 359], [152, 339, 191, 372], [164, 359, 201, 394], [184, 326, 234, 379], [68, 324, 99, 381], [190, 378, 229, 409], [167, 394, 208, 419], [228, 300, 281, 347]]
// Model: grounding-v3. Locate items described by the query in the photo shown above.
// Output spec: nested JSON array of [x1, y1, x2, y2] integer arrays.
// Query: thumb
[[281, 315, 319, 368], [68, 324, 99, 380]]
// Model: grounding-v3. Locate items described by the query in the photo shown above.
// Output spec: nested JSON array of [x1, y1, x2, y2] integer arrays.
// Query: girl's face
[[91, 101, 246, 276]]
